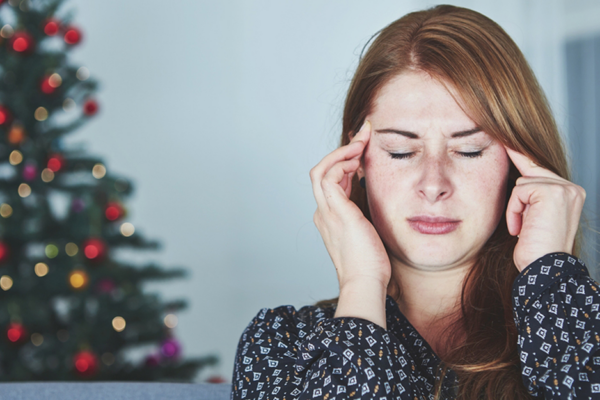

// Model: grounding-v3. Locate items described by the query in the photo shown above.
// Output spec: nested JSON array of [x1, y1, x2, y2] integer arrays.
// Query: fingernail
[[361, 120, 371, 132]]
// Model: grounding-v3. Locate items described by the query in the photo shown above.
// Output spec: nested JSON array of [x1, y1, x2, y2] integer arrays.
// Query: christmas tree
[[0, 0, 217, 381]]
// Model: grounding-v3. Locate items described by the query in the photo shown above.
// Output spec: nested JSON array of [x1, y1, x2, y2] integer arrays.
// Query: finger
[[515, 176, 569, 186], [310, 142, 365, 209], [505, 146, 559, 179], [350, 120, 371, 144], [349, 120, 372, 160], [312, 139, 365, 182], [310, 121, 370, 207], [321, 159, 361, 212], [344, 171, 356, 198], [505, 184, 532, 236]]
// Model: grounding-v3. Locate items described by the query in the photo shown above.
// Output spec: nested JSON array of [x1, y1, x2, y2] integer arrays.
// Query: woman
[[231, 5, 596, 399]]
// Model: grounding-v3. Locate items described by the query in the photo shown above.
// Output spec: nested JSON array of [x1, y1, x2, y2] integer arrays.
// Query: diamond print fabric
[[513, 252, 600, 398], [232, 252, 600, 399]]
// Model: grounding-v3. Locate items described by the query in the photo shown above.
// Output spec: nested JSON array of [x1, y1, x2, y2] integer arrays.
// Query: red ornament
[[9, 32, 34, 53], [0, 241, 9, 263], [73, 350, 98, 377], [83, 99, 98, 116], [64, 27, 82, 45], [44, 19, 60, 36], [82, 238, 106, 261], [6, 322, 27, 344], [95, 278, 115, 294], [0, 106, 10, 126], [41, 75, 55, 94], [144, 353, 160, 367], [23, 164, 37, 181], [47, 154, 65, 172], [105, 202, 124, 221], [207, 376, 227, 384]]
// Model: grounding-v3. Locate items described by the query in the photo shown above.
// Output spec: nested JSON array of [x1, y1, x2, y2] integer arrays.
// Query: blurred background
[[58, 0, 600, 382]]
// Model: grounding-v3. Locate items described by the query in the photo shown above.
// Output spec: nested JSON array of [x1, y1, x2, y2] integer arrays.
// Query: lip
[[407, 215, 461, 235]]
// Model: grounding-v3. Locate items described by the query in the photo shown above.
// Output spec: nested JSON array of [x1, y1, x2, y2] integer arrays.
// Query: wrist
[[334, 277, 388, 329]]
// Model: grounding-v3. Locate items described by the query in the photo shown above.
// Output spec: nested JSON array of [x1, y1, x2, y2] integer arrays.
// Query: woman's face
[[361, 71, 510, 271]]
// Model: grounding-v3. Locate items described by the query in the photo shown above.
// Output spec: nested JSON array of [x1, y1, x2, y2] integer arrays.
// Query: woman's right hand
[[310, 121, 392, 326]]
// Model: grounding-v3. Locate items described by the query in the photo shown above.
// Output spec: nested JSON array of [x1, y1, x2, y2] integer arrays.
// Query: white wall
[[65, 0, 574, 381]]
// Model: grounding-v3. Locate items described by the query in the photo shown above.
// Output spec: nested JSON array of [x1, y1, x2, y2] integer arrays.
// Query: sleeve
[[513, 252, 600, 398], [230, 303, 425, 400]]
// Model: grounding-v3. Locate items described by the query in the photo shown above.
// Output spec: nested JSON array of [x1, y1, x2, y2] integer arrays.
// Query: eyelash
[[389, 151, 484, 160]]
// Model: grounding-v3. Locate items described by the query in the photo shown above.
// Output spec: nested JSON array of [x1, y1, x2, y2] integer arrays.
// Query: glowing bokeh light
[[9, 150, 23, 165], [65, 242, 78, 256], [92, 163, 106, 179], [18, 183, 31, 198], [0, 24, 14, 38], [45, 244, 59, 258], [0, 275, 13, 290], [120, 222, 135, 237], [112, 316, 126, 332], [48, 73, 62, 88], [164, 314, 178, 328], [41, 168, 54, 182], [34, 262, 49, 277], [34, 107, 48, 121], [69, 270, 88, 289], [63, 98, 76, 111], [76, 67, 90, 81], [31, 333, 43, 346], [0, 204, 13, 218]]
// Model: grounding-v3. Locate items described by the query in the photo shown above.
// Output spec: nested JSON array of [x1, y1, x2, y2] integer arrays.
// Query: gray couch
[[0, 382, 232, 399]]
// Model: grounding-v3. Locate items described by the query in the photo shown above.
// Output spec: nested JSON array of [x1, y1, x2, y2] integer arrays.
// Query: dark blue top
[[231, 253, 600, 399]]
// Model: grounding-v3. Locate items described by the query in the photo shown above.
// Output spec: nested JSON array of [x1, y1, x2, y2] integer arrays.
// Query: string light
[[63, 98, 76, 112], [34, 262, 49, 277], [0, 204, 13, 218], [92, 163, 106, 179], [101, 352, 115, 366], [8, 124, 25, 144], [41, 168, 54, 182], [112, 316, 126, 332], [45, 244, 58, 258], [120, 222, 135, 237], [164, 314, 178, 328], [69, 270, 88, 290], [48, 73, 62, 88], [0, 275, 13, 290], [34, 107, 49, 121], [65, 242, 78, 256], [9, 150, 23, 165], [18, 183, 31, 198], [76, 67, 90, 81], [31, 333, 43, 346], [0, 24, 14, 38]]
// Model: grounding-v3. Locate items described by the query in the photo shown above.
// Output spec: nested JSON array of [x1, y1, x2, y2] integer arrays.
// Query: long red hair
[[315, 5, 578, 399]]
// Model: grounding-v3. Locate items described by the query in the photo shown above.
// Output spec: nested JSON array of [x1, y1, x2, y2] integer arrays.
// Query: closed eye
[[388, 150, 484, 160]]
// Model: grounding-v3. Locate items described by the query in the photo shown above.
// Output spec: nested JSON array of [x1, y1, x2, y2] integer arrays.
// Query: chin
[[395, 237, 476, 270]]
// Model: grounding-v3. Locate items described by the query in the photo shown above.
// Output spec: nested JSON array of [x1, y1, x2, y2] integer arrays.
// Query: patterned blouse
[[231, 253, 600, 399]]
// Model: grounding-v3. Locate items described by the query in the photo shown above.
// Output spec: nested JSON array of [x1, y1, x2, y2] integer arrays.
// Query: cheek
[[463, 149, 510, 220]]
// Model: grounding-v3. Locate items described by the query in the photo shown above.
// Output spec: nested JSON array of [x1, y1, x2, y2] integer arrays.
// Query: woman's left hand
[[505, 147, 586, 272]]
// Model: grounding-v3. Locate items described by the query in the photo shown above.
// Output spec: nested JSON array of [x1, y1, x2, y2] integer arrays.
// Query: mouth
[[407, 215, 461, 235]]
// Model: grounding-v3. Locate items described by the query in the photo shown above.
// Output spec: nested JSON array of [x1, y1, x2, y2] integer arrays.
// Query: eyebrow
[[374, 127, 482, 139]]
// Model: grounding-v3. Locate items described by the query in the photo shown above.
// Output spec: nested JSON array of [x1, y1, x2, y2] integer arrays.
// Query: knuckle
[[309, 167, 318, 182]]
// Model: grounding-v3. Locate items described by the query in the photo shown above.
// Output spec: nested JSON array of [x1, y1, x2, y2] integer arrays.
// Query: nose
[[416, 154, 453, 203]]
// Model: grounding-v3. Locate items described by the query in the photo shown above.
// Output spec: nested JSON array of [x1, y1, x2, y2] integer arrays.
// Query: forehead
[[371, 71, 475, 131]]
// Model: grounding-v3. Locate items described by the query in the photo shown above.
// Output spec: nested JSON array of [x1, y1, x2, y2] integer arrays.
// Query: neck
[[388, 257, 471, 356]]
